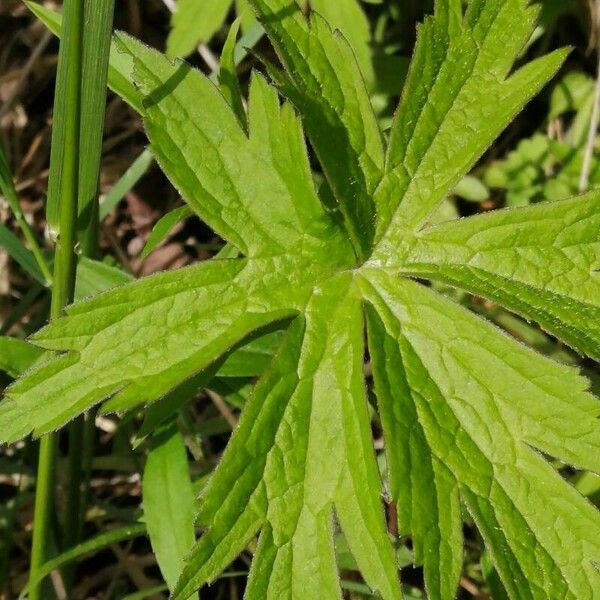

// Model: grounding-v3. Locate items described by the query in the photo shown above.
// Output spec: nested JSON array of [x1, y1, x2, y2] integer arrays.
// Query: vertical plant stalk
[[61, 2, 116, 591], [29, 0, 84, 598], [579, 0, 600, 192]]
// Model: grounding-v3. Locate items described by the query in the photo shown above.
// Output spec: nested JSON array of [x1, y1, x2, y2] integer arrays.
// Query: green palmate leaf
[[362, 270, 600, 599], [401, 193, 600, 360], [143, 418, 196, 592], [0, 257, 311, 442], [249, 0, 384, 259], [372, 0, 568, 253], [3, 1, 600, 599], [173, 278, 399, 600], [307, 0, 373, 84], [167, 0, 233, 59], [119, 32, 348, 258]]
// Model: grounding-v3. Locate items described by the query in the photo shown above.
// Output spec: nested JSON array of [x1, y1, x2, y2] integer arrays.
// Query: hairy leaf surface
[[5, 1, 600, 598], [373, 0, 568, 253], [250, 0, 384, 258], [402, 193, 600, 359]]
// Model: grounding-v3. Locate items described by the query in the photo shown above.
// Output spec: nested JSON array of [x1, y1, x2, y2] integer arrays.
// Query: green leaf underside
[[4, 1, 600, 599], [74, 256, 133, 300]]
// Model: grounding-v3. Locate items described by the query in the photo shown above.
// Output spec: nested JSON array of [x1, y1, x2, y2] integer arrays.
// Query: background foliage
[[0, 0, 599, 598]]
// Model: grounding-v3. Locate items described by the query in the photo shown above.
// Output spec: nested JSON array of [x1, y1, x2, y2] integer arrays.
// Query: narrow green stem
[[29, 436, 58, 600], [579, 1, 600, 193], [29, 0, 84, 598], [63, 0, 117, 584], [16, 213, 53, 285], [79, 408, 99, 530], [0, 142, 52, 285], [63, 417, 85, 591]]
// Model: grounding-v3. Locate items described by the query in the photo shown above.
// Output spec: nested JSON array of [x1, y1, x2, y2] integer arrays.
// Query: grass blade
[[0, 141, 51, 284], [30, 0, 85, 597], [100, 149, 154, 219], [25, 1, 142, 112], [77, 0, 116, 255], [0, 224, 46, 285], [121, 584, 169, 600], [20, 524, 146, 597], [44, 0, 83, 244]]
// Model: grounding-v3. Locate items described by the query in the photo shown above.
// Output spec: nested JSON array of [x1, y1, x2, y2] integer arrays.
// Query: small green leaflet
[[167, 0, 233, 59], [74, 256, 133, 300], [453, 174, 489, 202], [6, 1, 600, 599], [141, 205, 193, 258], [307, 0, 373, 84], [143, 418, 196, 593], [0, 338, 44, 378]]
